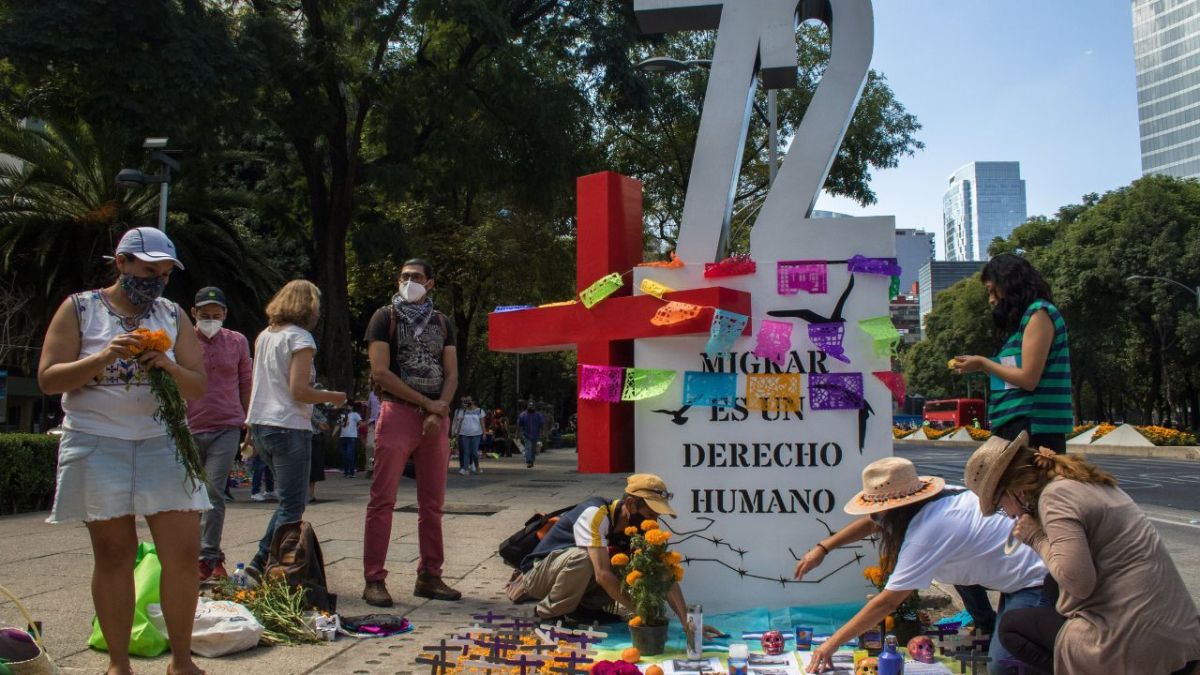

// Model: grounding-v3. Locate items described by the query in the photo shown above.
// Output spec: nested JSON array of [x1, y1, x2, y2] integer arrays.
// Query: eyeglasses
[[644, 488, 673, 501], [399, 272, 427, 282]]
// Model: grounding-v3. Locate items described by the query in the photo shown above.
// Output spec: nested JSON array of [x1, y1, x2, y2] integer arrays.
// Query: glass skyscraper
[[1134, 0, 1200, 178], [941, 162, 1027, 262]]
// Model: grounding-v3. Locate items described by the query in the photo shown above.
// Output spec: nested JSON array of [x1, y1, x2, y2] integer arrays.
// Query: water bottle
[[878, 634, 904, 675], [232, 562, 249, 588], [686, 603, 704, 658], [727, 643, 749, 675]]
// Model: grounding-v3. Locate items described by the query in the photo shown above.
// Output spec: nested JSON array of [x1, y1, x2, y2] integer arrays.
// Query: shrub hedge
[[0, 433, 59, 516]]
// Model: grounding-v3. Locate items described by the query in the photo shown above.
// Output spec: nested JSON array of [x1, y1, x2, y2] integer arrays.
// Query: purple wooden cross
[[416, 639, 471, 675], [506, 654, 548, 675], [550, 652, 595, 675], [474, 635, 520, 661], [473, 610, 509, 625]]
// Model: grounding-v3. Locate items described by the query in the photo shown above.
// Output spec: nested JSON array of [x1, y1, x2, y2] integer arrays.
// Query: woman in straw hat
[[965, 433, 1199, 674], [800, 457, 1048, 674]]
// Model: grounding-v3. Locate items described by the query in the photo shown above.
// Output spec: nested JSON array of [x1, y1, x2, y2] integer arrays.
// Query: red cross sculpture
[[489, 171, 752, 473]]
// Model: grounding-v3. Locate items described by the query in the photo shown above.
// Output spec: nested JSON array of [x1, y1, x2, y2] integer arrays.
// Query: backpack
[[265, 521, 337, 613], [497, 505, 575, 568]]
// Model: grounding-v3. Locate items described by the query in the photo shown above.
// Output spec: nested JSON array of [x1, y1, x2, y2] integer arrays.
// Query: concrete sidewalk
[[0, 449, 625, 674]]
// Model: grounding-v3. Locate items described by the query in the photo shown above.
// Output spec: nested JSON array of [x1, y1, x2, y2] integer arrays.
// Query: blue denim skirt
[[47, 429, 211, 523]]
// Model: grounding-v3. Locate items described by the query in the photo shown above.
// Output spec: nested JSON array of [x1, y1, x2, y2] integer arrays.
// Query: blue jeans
[[250, 425, 312, 565], [458, 434, 481, 470], [523, 434, 538, 464], [340, 437, 358, 476], [250, 455, 274, 494], [988, 585, 1049, 675]]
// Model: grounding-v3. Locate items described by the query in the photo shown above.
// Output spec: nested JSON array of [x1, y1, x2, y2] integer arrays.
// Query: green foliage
[[0, 433, 58, 515], [901, 274, 993, 400], [912, 175, 1200, 430]]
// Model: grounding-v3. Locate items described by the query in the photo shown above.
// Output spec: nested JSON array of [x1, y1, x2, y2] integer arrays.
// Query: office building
[[942, 162, 1027, 261], [918, 261, 981, 325], [890, 292, 922, 345], [1133, 0, 1200, 178], [894, 228, 934, 292]]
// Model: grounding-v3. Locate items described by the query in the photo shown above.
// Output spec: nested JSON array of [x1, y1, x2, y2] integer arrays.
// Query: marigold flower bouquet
[[611, 519, 684, 654], [131, 328, 207, 488]]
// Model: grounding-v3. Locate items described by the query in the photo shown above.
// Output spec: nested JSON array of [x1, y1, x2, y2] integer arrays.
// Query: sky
[[813, 1, 1142, 259]]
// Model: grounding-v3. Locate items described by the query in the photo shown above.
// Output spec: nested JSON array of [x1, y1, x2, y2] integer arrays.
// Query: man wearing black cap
[[186, 286, 254, 581]]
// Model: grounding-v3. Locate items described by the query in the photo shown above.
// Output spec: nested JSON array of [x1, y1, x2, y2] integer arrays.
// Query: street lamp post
[[635, 56, 780, 184], [116, 138, 179, 232], [1126, 275, 1200, 311]]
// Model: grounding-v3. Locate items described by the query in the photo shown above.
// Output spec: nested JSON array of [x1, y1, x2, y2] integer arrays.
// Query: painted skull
[[855, 657, 878, 675], [760, 629, 785, 655], [907, 635, 936, 664]]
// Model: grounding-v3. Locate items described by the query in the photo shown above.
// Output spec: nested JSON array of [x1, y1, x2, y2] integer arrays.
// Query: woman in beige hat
[[801, 457, 1047, 674], [965, 433, 1200, 674]]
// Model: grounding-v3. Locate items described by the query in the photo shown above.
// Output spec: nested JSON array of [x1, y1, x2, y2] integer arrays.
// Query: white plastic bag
[[149, 599, 264, 657]]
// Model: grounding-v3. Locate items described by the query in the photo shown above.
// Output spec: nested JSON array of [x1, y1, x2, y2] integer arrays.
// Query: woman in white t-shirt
[[452, 396, 486, 474], [336, 407, 363, 477], [38, 227, 210, 675], [796, 458, 1048, 675], [245, 280, 345, 573]]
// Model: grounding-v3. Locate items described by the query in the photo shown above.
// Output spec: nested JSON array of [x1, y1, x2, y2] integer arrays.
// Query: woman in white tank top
[[38, 227, 209, 675]]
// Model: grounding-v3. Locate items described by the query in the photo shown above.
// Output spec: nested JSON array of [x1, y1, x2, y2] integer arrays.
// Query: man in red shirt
[[186, 286, 253, 581]]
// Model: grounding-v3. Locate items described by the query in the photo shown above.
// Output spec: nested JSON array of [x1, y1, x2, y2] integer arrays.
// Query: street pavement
[[898, 444, 1200, 608]]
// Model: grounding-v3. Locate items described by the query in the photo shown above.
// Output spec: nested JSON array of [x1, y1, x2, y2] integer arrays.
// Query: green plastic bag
[[88, 542, 169, 657]]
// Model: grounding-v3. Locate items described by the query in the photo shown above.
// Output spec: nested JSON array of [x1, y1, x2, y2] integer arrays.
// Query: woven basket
[[0, 584, 59, 675]]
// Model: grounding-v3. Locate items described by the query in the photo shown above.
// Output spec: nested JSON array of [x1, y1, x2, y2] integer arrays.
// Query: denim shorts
[[47, 429, 211, 524]]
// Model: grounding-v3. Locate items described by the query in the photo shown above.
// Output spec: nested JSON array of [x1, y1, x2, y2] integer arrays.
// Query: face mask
[[397, 280, 427, 304], [197, 319, 223, 339], [120, 274, 166, 306]]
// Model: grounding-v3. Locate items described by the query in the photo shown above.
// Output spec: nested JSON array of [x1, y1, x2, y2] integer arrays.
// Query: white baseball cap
[[113, 227, 184, 269]]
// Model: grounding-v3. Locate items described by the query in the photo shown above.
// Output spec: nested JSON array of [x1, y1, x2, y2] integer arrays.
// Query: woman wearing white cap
[[796, 457, 1048, 674], [38, 226, 210, 675], [965, 433, 1200, 674]]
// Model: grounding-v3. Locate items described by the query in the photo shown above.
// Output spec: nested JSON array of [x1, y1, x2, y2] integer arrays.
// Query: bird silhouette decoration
[[651, 405, 692, 425], [767, 276, 855, 364]]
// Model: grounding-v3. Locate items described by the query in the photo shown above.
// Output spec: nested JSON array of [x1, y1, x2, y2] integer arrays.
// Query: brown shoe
[[362, 580, 394, 607], [414, 573, 462, 601]]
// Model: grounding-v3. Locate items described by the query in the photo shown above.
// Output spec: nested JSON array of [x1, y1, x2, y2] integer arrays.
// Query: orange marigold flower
[[645, 530, 671, 546], [611, 553, 630, 567], [625, 570, 642, 585], [665, 551, 683, 564], [640, 519, 660, 532], [628, 616, 643, 627], [624, 526, 639, 536], [673, 566, 685, 582]]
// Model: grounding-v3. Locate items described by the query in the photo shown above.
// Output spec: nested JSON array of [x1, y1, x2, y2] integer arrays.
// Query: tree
[[901, 274, 993, 401], [0, 118, 281, 352]]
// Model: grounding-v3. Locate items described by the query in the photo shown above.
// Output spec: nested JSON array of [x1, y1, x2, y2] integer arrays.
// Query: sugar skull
[[907, 635, 936, 664], [855, 657, 878, 675], [760, 629, 785, 655]]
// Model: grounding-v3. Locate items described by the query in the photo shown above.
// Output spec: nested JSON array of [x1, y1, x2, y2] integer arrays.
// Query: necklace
[[98, 289, 152, 332]]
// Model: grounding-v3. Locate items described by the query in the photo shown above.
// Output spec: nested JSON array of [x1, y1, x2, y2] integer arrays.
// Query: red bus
[[923, 398, 986, 430]]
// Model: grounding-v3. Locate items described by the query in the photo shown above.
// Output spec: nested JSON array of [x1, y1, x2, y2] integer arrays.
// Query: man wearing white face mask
[[186, 286, 254, 581], [363, 258, 461, 605]]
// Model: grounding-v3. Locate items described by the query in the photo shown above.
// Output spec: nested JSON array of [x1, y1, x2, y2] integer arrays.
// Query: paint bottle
[[878, 634, 904, 675], [686, 603, 704, 658], [728, 643, 749, 675]]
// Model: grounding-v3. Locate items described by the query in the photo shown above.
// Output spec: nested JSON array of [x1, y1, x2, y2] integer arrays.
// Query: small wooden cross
[[521, 640, 561, 655], [474, 634, 520, 661], [549, 651, 595, 675], [946, 646, 991, 675], [473, 610, 509, 625], [499, 616, 540, 641], [461, 659, 507, 675], [506, 653, 548, 675], [416, 639, 472, 675]]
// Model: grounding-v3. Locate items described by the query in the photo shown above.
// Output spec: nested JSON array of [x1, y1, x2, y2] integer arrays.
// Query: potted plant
[[611, 519, 683, 655]]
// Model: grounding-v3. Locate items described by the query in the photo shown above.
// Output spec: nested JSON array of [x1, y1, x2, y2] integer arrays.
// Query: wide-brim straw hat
[[844, 457, 946, 515], [964, 431, 1029, 516]]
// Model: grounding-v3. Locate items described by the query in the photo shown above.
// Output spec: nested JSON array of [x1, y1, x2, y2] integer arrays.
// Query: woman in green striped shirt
[[952, 254, 1072, 453]]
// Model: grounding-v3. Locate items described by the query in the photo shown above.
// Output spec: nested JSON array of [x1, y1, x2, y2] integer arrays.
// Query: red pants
[[363, 402, 450, 581]]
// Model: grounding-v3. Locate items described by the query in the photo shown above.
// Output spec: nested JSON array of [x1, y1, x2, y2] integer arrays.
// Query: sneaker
[[250, 492, 269, 502], [208, 561, 229, 580], [363, 580, 394, 607], [263, 491, 278, 500], [458, 468, 469, 475], [526, 462, 534, 468], [471, 465, 480, 474], [414, 573, 462, 601]]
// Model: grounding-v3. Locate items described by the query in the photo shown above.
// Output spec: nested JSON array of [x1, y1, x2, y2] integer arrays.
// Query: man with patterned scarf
[[362, 258, 461, 606]]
